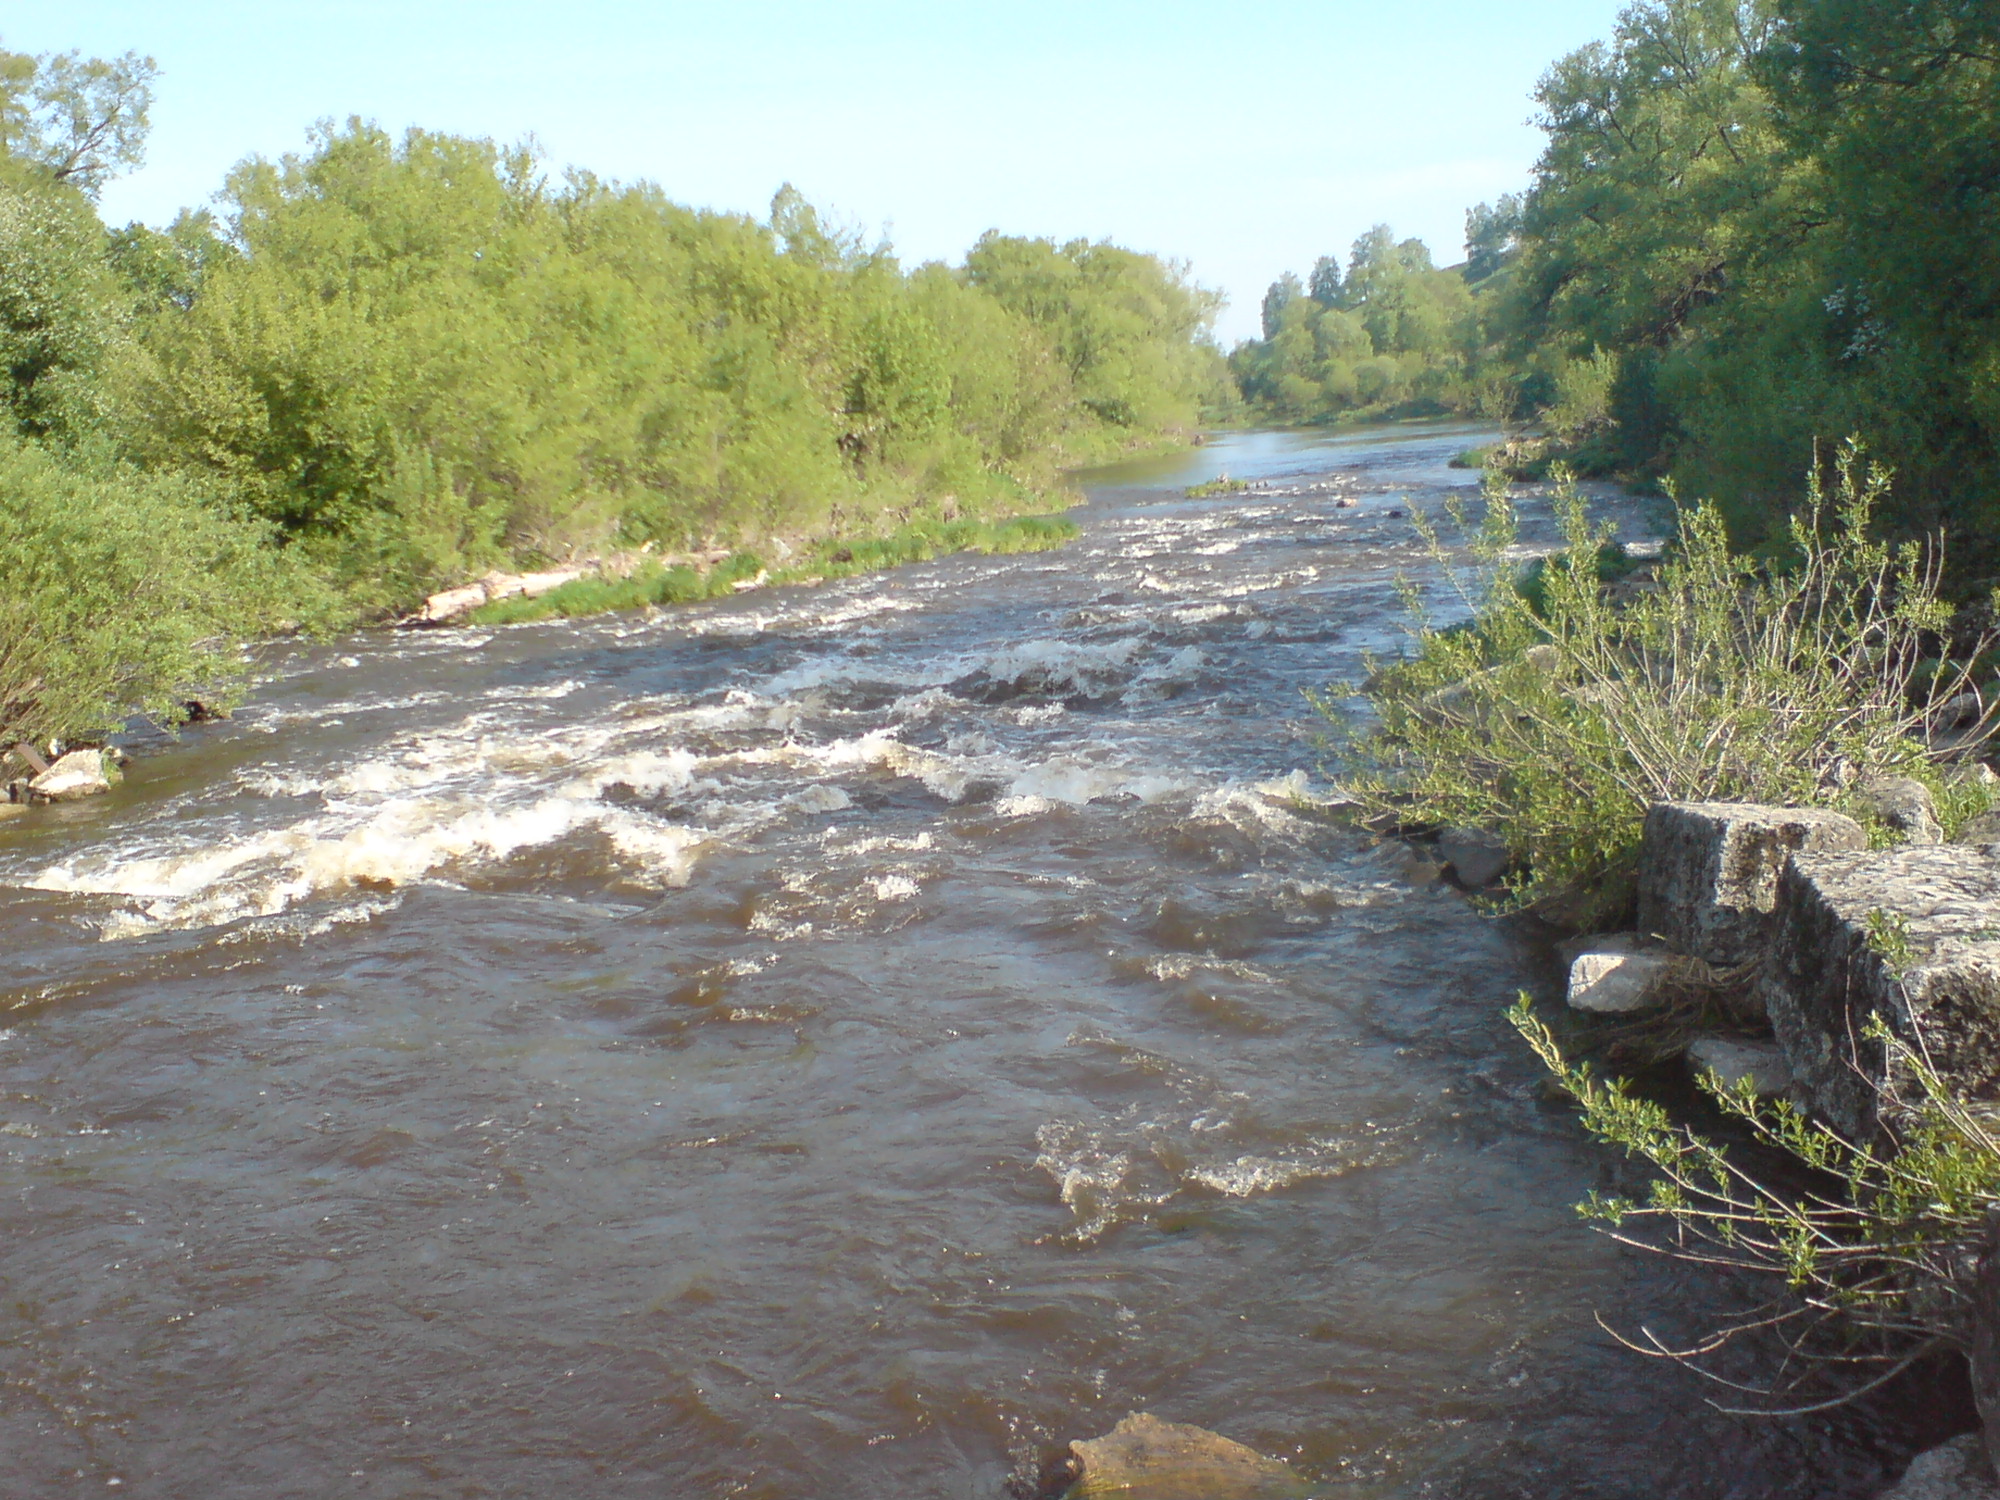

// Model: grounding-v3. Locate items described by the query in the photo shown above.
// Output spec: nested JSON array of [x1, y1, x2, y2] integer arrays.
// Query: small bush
[[1330, 441, 1981, 923], [1512, 998, 2000, 1410]]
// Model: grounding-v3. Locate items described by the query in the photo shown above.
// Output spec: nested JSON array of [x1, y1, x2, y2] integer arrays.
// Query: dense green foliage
[[1228, 225, 1498, 424], [102, 128, 1224, 610], [1234, 0, 2000, 570], [1500, 0, 2000, 562], [0, 433, 310, 746], [1332, 451, 1980, 922], [0, 38, 1226, 744]]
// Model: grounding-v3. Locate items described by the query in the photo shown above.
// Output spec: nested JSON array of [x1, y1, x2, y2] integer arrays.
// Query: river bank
[[0, 421, 1952, 1496]]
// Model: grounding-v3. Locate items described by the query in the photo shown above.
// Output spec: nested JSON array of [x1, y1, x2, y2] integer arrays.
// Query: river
[[0, 422, 1950, 1497]]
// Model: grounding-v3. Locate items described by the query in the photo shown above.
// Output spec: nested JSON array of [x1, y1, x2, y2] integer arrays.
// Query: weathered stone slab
[[1568, 946, 1671, 1014], [1068, 1413, 1309, 1500], [1762, 843, 2000, 1141], [1685, 1036, 1790, 1097], [1638, 802, 1869, 967], [26, 748, 112, 804]]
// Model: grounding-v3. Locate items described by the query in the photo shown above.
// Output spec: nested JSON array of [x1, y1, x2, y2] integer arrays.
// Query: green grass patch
[[1185, 475, 1250, 498], [467, 552, 765, 625], [463, 513, 1078, 627]]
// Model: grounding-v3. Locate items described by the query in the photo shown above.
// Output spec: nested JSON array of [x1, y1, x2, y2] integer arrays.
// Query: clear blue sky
[[10, 1, 1627, 345]]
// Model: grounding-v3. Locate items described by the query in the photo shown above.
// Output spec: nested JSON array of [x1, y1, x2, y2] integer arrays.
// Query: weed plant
[[1330, 441, 1988, 923], [1513, 998, 2000, 1412]]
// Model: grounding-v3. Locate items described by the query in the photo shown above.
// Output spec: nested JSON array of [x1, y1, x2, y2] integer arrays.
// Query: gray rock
[[1068, 1413, 1310, 1500], [1960, 809, 2000, 847], [26, 748, 112, 804], [1685, 1036, 1790, 1097], [1876, 1435, 2000, 1500], [1941, 691, 1989, 731], [1762, 843, 2000, 1141], [1638, 802, 1869, 967], [1437, 827, 1510, 888], [1415, 643, 1561, 723], [1855, 775, 1945, 845], [1568, 947, 1673, 1014]]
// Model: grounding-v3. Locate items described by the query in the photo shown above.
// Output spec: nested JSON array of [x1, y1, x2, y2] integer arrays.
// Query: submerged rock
[[1686, 1036, 1790, 1097], [1877, 1435, 2000, 1500], [1066, 1413, 1311, 1500], [27, 748, 113, 804]]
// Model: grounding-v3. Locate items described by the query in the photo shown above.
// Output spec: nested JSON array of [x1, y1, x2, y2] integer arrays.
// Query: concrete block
[[1762, 843, 2000, 1141], [1638, 801, 1868, 967]]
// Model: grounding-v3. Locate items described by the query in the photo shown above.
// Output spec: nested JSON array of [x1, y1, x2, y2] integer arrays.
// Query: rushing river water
[[0, 423, 1957, 1498]]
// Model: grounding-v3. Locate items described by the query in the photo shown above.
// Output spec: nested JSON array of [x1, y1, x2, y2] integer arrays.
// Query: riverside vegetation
[[1334, 444, 2000, 1415], [0, 40, 1230, 750], [1232, 0, 2000, 586]]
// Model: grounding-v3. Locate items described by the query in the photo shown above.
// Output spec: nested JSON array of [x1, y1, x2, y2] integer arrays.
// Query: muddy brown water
[[0, 424, 1951, 1497]]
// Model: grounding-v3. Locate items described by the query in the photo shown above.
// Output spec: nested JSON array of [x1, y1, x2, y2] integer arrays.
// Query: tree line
[[1232, 0, 2000, 578], [0, 40, 1233, 745]]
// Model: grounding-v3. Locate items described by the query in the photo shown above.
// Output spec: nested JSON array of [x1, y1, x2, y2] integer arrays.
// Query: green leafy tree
[[0, 42, 156, 196]]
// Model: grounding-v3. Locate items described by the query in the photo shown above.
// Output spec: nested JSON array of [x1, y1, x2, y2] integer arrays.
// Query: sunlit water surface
[[0, 423, 1947, 1497]]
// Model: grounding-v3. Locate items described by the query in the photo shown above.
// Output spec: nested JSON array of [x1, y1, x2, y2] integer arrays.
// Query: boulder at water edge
[[26, 748, 113, 804], [1567, 942, 1671, 1014], [1067, 1413, 1311, 1500], [1436, 828, 1510, 889]]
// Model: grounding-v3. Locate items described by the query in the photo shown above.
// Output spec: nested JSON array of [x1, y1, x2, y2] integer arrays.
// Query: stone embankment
[[1562, 786, 2000, 1495]]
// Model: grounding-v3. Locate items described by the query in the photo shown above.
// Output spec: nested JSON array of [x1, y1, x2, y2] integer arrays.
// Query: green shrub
[[1330, 442, 1977, 923], [1512, 997, 2000, 1409], [0, 435, 320, 746]]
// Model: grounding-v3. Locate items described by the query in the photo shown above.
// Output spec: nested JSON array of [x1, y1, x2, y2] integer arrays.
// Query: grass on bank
[[464, 513, 1081, 627], [1327, 440, 1990, 926]]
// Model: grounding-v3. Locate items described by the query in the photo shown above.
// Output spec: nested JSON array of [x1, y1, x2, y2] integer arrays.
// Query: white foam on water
[[976, 635, 1147, 695], [869, 874, 920, 902], [19, 704, 752, 936]]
